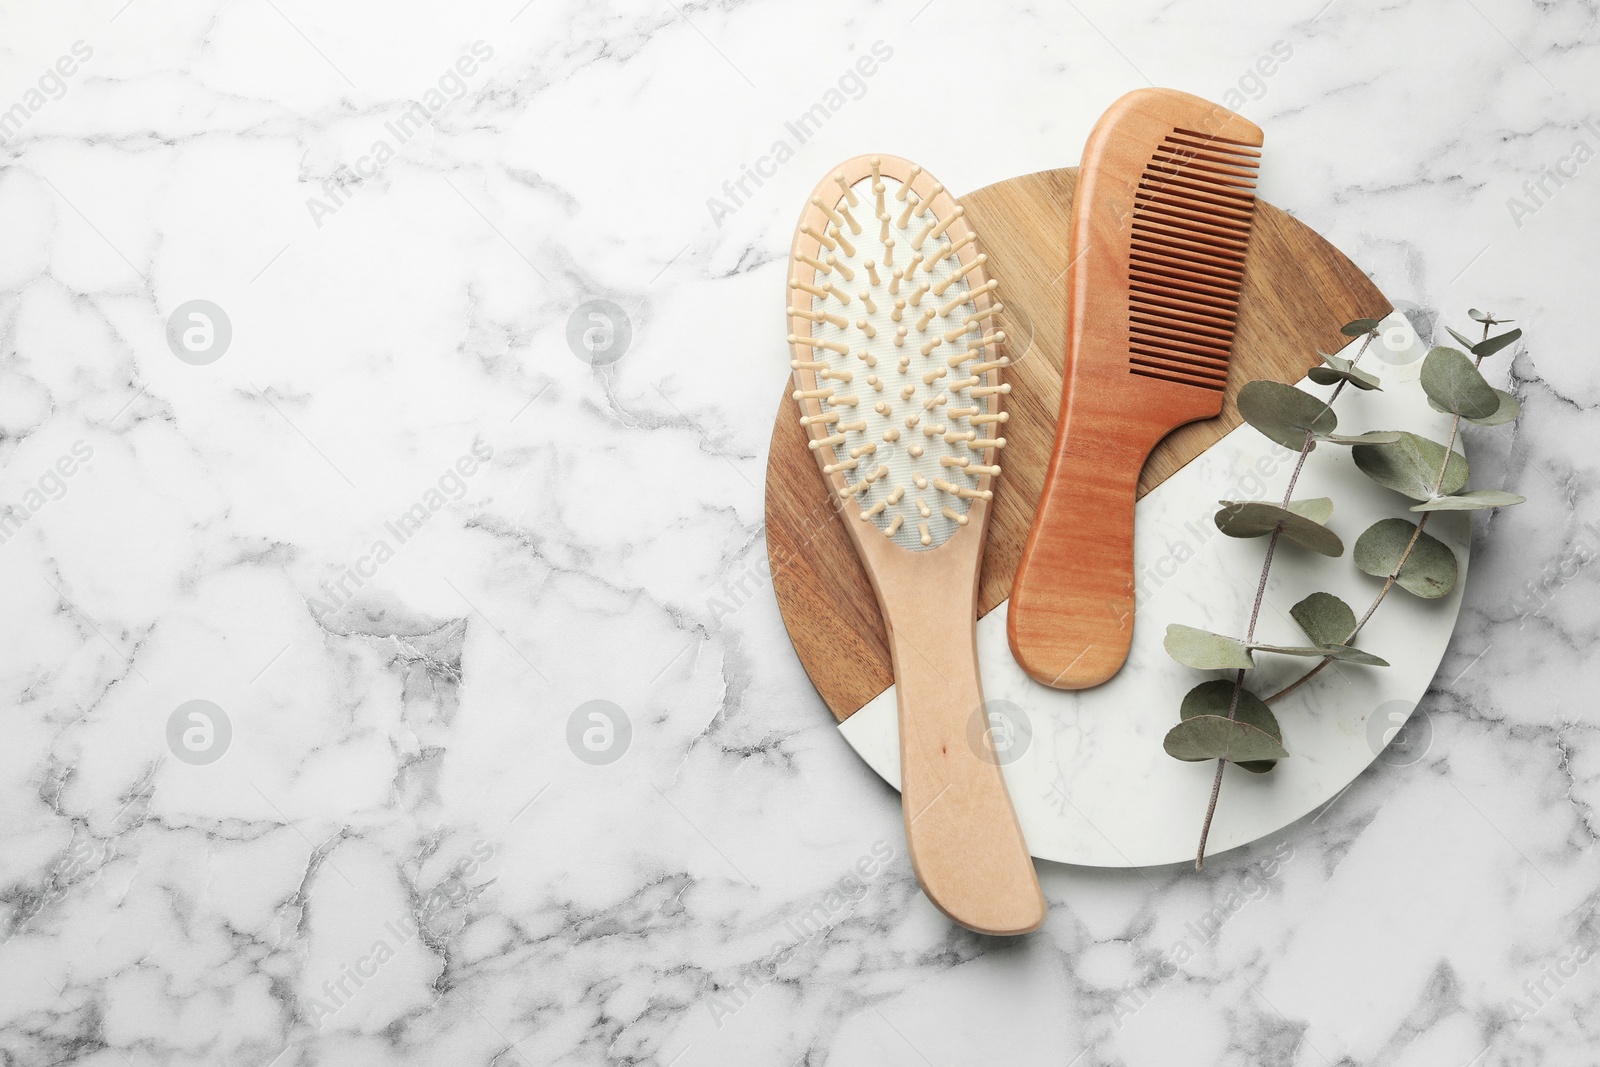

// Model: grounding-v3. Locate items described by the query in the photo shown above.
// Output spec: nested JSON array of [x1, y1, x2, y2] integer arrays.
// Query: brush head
[[788, 157, 1007, 552]]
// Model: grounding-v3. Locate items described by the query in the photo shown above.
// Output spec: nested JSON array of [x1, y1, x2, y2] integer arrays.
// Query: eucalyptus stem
[[1266, 516, 1430, 705], [1196, 522, 1284, 868], [1197, 664, 1249, 865], [1262, 322, 1492, 707], [1195, 333, 1374, 867]]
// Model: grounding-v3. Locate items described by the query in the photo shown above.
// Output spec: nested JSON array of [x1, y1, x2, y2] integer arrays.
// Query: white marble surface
[[0, 2, 1596, 1065]]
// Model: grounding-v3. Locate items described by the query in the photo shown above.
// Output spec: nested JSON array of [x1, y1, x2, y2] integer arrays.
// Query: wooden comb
[[1008, 89, 1264, 689]]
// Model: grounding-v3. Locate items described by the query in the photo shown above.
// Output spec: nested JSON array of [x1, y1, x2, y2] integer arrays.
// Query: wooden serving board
[[766, 165, 1390, 723]]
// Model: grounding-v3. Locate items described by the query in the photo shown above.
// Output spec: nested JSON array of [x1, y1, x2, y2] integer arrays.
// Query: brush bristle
[[1126, 127, 1260, 391], [790, 164, 1006, 551]]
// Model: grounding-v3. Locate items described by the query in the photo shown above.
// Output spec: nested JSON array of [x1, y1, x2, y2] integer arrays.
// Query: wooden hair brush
[[787, 155, 1044, 935], [1008, 88, 1264, 689]]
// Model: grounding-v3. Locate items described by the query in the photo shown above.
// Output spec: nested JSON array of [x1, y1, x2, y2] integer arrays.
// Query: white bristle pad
[[794, 174, 1002, 551]]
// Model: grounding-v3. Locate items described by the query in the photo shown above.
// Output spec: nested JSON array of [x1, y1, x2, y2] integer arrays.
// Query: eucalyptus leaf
[[1467, 308, 1510, 323], [1473, 327, 1522, 358], [1341, 318, 1381, 336], [1179, 680, 1279, 733], [1410, 489, 1526, 512], [1352, 432, 1470, 500], [1421, 347, 1499, 419], [1308, 366, 1379, 390], [1425, 388, 1519, 425], [1308, 352, 1382, 391], [1466, 389, 1520, 426], [1214, 500, 1343, 556], [1164, 624, 1254, 669], [1286, 497, 1335, 524], [1318, 431, 1404, 445], [1322, 645, 1389, 666], [1248, 643, 1390, 666], [1446, 325, 1479, 350], [1245, 643, 1331, 658], [1178, 680, 1283, 772], [1279, 592, 1389, 664], [1290, 591, 1357, 646], [1164, 715, 1289, 767], [1237, 380, 1337, 450], [1354, 517, 1460, 599]]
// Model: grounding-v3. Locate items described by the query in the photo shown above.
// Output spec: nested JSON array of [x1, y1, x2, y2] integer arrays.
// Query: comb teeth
[[1127, 127, 1260, 391]]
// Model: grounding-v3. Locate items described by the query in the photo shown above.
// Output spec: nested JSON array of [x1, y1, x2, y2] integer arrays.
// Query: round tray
[[765, 166, 1466, 867]]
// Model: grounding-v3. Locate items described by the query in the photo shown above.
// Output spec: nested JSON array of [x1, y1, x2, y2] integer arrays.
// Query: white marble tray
[[837, 313, 1469, 867]]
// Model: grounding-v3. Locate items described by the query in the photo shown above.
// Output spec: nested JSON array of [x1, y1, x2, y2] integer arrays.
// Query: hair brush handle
[[787, 154, 1039, 933], [883, 569, 1045, 936]]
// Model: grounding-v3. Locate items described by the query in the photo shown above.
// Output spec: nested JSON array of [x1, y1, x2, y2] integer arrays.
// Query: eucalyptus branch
[[1261, 322, 1492, 707], [1194, 333, 1374, 867], [1169, 309, 1524, 873]]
